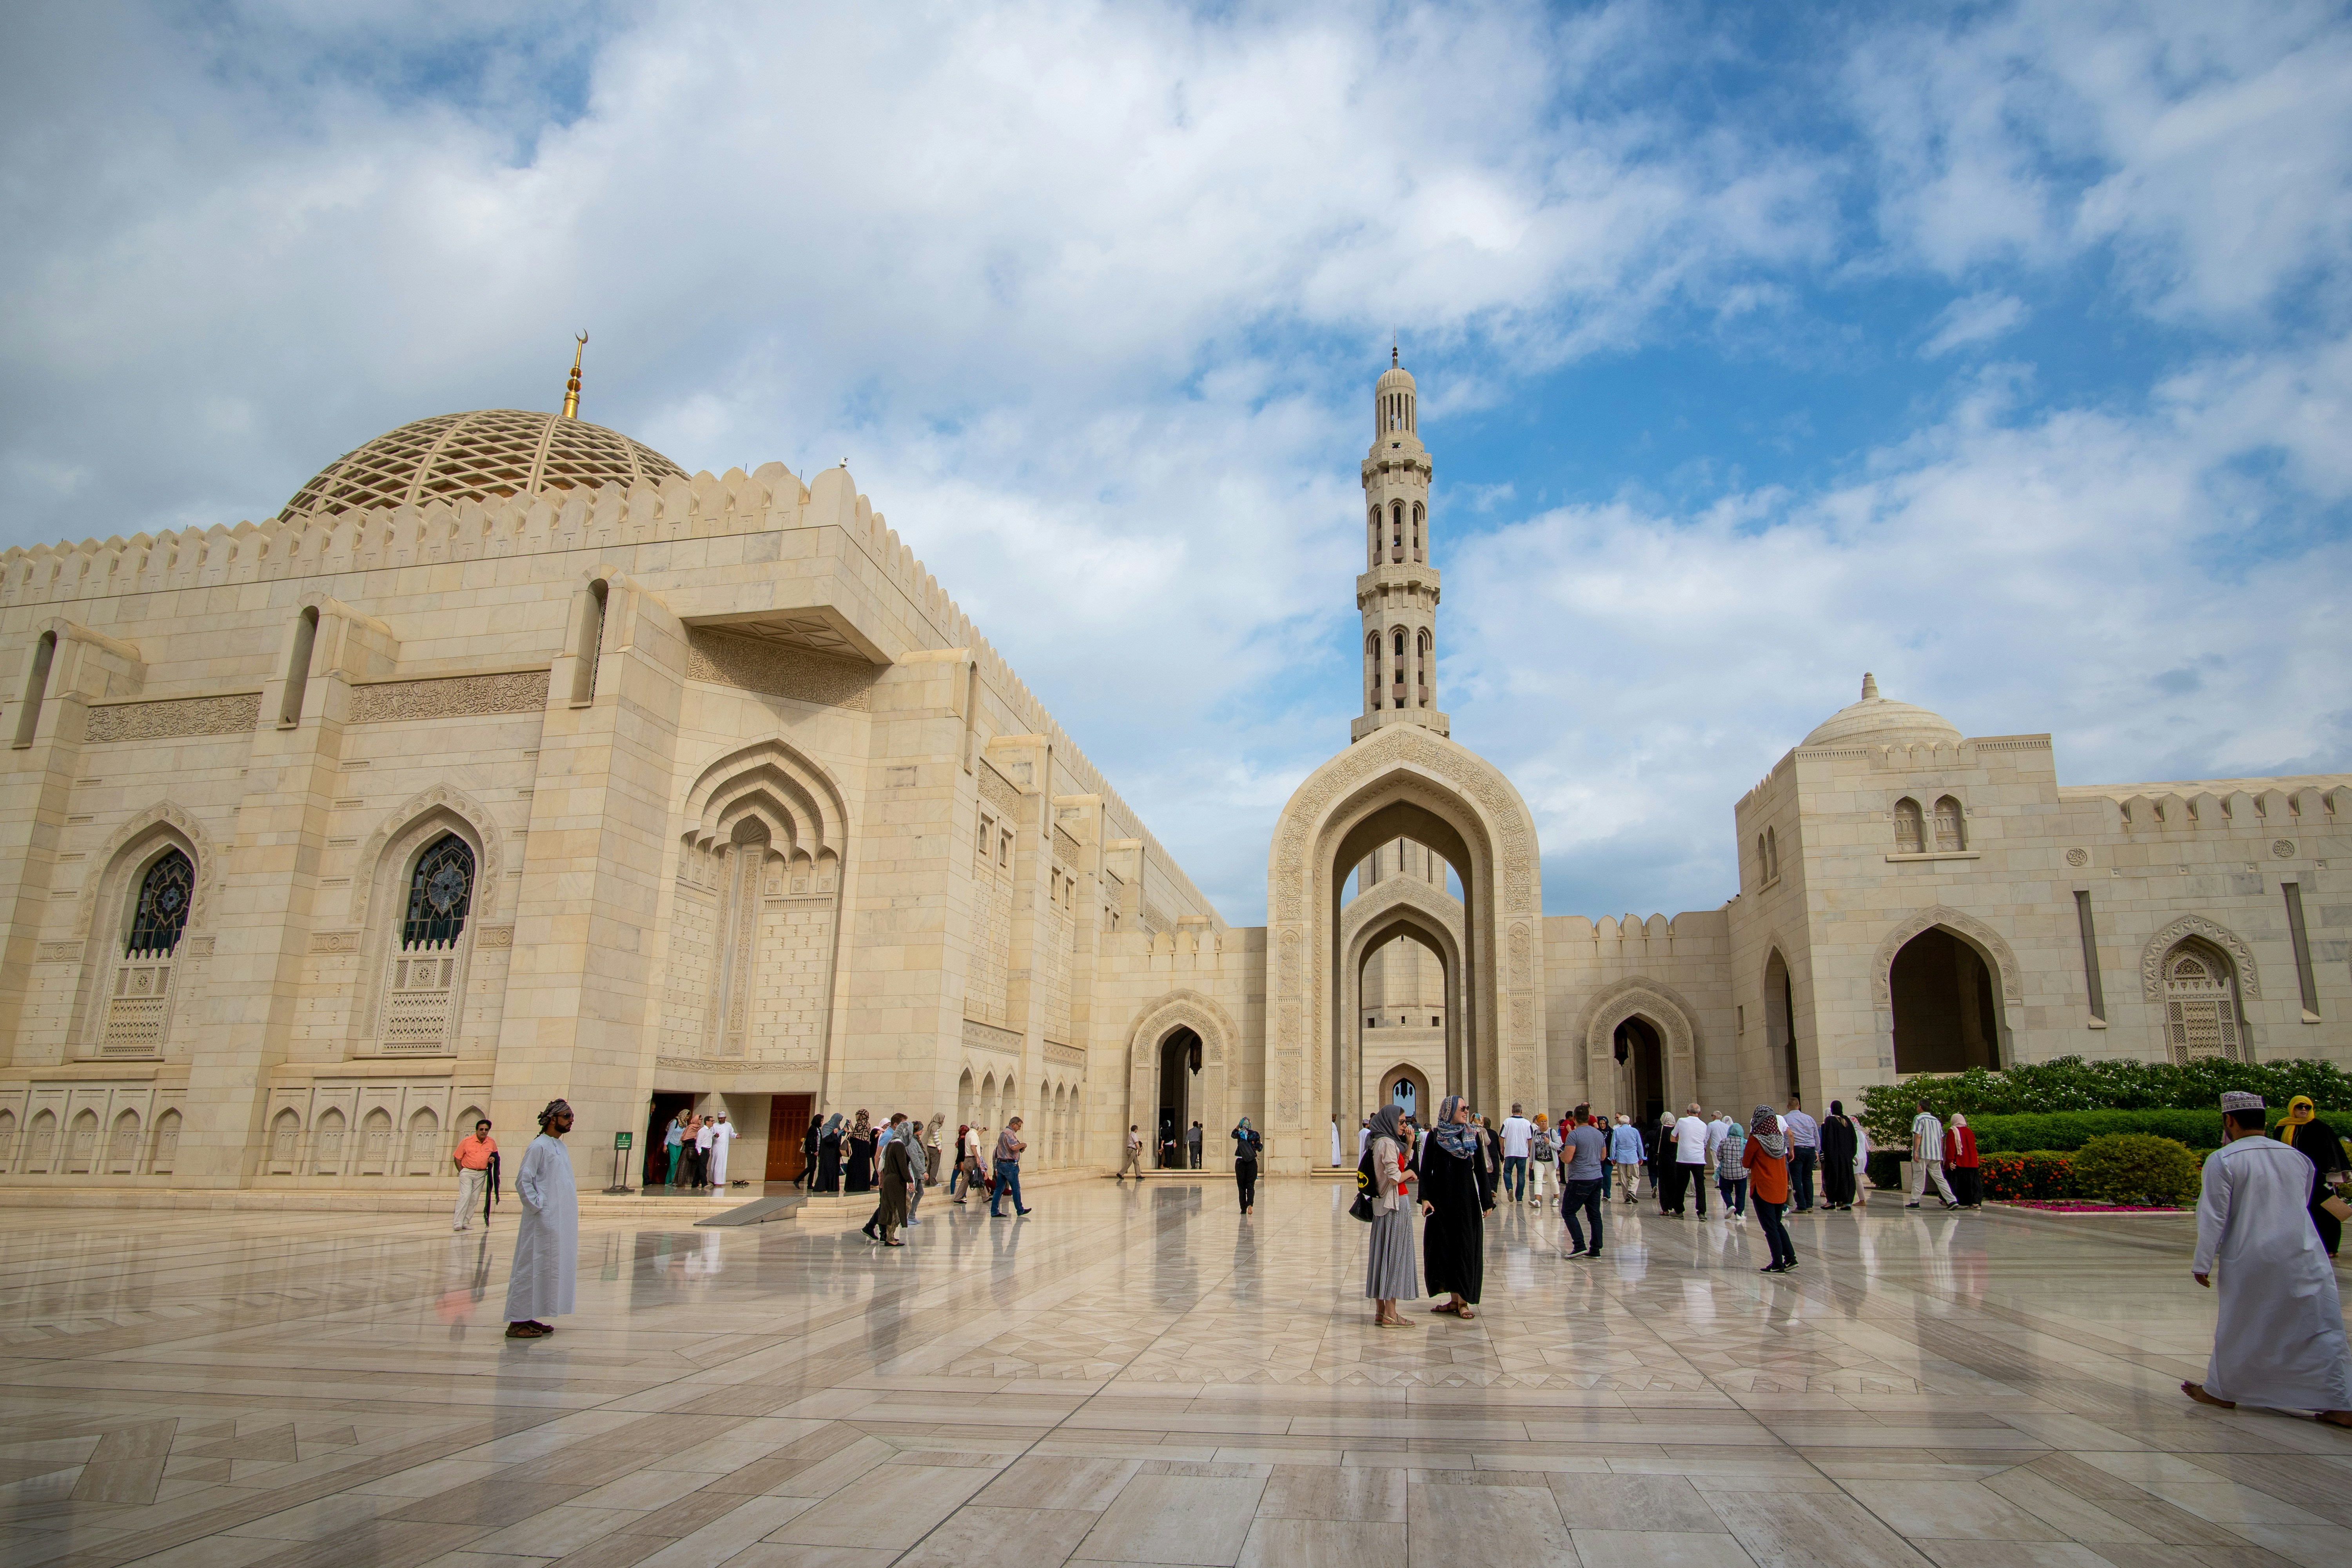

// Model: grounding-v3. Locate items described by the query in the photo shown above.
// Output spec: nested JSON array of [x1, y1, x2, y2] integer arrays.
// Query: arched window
[[958, 1069, 974, 1127], [1893, 798, 1924, 854], [1416, 629, 1430, 706], [67, 1110, 98, 1174], [128, 849, 193, 956], [149, 1109, 181, 1174], [1393, 629, 1406, 659], [1755, 833, 1767, 883], [1765, 827, 1780, 882], [385, 833, 476, 1055], [313, 1108, 347, 1173], [1366, 634, 1381, 709], [25, 1109, 58, 1172], [1933, 796, 1965, 852], [279, 606, 319, 728], [401, 835, 474, 949], [0, 1109, 16, 1168], [1411, 501, 1424, 561], [269, 1108, 302, 1172], [14, 629, 56, 748], [1390, 501, 1404, 561], [1367, 507, 1381, 570], [2163, 942, 2244, 1063], [406, 1107, 440, 1175], [108, 1110, 141, 1173], [359, 1108, 394, 1174]]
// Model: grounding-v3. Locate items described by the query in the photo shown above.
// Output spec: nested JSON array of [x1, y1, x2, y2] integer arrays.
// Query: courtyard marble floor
[[2, 1179, 2348, 1568]]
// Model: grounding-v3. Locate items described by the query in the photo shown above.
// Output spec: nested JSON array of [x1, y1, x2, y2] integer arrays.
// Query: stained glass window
[[126, 849, 193, 956], [401, 835, 475, 950]]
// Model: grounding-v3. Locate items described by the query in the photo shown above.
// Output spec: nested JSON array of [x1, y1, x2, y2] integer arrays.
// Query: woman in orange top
[[1742, 1105, 1796, 1274]]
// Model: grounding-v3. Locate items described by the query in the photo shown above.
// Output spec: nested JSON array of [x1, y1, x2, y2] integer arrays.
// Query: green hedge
[[1980, 1151, 2080, 1201], [1958, 1108, 2316, 1153], [1857, 1056, 2352, 1146]]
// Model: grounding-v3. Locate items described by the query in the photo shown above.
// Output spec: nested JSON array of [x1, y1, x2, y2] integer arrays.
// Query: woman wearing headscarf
[[1652, 1112, 1681, 1214], [1742, 1105, 1795, 1273], [845, 1111, 875, 1193], [814, 1114, 843, 1194], [873, 1114, 914, 1246], [1946, 1112, 1982, 1209], [1231, 1117, 1263, 1214], [2275, 1096, 2352, 1256], [797, 1114, 821, 1190], [1364, 1104, 1423, 1327], [1418, 1095, 1494, 1319], [1818, 1100, 1859, 1210], [1853, 1117, 1874, 1207]]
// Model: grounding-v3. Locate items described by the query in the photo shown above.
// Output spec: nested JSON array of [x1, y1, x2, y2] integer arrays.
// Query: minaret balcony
[[1355, 561, 1441, 599]]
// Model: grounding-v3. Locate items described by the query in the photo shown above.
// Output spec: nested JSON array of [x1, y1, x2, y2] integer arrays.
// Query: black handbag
[[1349, 1145, 1377, 1222]]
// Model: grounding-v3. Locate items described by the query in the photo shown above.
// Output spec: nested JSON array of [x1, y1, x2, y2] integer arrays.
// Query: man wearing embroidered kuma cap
[[2184, 1091, 2352, 1426]]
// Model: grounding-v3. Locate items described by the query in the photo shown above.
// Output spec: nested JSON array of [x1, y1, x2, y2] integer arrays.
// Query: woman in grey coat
[[1365, 1105, 1427, 1327]]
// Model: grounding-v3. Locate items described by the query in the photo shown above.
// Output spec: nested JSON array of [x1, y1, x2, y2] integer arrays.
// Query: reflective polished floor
[[3, 1178, 2348, 1568]]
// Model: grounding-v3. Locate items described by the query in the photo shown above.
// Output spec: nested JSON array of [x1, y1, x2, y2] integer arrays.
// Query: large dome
[[1802, 673, 1963, 748], [280, 408, 687, 519]]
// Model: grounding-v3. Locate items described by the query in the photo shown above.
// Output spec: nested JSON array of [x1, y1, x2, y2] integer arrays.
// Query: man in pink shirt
[[452, 1119, 496, 1232]]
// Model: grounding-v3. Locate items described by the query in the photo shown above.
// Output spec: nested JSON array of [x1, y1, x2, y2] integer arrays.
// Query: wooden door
[[767, 1093, 814, 1181]]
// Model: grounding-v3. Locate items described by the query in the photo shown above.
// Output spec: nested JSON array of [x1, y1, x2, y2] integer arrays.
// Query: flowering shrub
[[2071, 1133, 2202, 1207], [1978, 1151, 2080, 1201]]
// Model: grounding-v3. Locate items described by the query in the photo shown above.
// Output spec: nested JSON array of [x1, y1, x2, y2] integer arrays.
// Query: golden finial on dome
[[561, 330, 588, 419]]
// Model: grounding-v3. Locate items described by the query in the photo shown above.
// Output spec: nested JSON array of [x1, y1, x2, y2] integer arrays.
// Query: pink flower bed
[[1994, 1213, 2192, 1222]]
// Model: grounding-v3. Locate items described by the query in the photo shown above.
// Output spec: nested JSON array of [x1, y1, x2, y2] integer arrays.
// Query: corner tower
[[1351, 350, 1448, 742]]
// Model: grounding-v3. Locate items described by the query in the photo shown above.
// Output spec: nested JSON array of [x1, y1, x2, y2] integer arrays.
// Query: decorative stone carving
[[308, 930, 360, 954], [978, 758, 1021, 816], [1124, 989, 1238, 1070], [2065, 848, 2090, 867], [348, 670, 549, 723], [1053, 824, 1082, 864], [36, 942, 79, 962], [962, 1018, 1022, 1056], [653, 1055, 798, 1075], [2272, 838, 2296, 858], [85, 693, 260, 743], [1044, 1041, 1086, 1069], [686, 628, 877, 711], [2141, 915, 2261, 1000], [475, 925, 514, 949], [76, 801, 219, 942], [347, 784, 505, 924], [1871, 906, 2026, 1006]]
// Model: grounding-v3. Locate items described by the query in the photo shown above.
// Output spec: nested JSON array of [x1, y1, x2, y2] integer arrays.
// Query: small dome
[[1376, 364, 1416, 392], [280, 409, 687, 519], [1801, 673, 1962, 748]]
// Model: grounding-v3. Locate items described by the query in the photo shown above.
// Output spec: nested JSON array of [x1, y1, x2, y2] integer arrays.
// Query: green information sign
[[614, 1131, 633, 1150]]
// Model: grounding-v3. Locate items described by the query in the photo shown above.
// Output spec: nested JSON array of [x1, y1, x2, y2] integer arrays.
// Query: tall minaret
[[1350, 348, 1448, 742]]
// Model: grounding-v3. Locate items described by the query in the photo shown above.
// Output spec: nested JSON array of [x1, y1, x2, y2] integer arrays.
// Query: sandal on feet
[[505, 1322, 549, 1338], [2181, 1381, 2235, 1408], [2315, 1410, 2352, 1427]]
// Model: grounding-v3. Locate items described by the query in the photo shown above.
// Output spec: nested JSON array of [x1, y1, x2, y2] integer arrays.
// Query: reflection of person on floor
[[504, 1099, 577, 1339], [452, 1119, 496, 1232], [2185, 1091, 2352, 1426]]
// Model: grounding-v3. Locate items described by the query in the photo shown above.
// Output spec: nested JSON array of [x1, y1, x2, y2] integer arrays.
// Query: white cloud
[[1922, 291, 2028, 356]]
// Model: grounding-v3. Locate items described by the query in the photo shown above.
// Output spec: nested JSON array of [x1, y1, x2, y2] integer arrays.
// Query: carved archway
[[66, 800, 221, 1053], [1124, 988, 1240, 1168], [348, 784, 505, 925], [1341, 895, 1464, 1131], [1266, 725, 1543, 1172], [344, 786, 505, 1053], [1577, 977, 1705, 1122], [1871, 906, 2022, 1068], [2140, 915, 2261, 1001]]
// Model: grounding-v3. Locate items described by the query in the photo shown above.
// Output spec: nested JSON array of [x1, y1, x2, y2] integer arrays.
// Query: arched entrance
[[1382, 1064, 1430, 1118], [1764, 949, 1800, 1099], [1888, 926, 2004, 1073], [1343, 904, 1462, 1134], [1614, 1016, 1664, 1127], [1157, 1027, 1201, 1165], [1266, 725, 1544, 1172]]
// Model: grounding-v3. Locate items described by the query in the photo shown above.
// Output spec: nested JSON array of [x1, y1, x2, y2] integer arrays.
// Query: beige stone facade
[[2, 367, 2346, 1194]]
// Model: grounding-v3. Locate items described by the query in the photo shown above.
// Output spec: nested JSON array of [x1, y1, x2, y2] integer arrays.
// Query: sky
[[3, 0, 2348, 926]]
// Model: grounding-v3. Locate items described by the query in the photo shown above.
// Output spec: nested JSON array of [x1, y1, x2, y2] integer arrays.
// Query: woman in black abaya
[[1417, 1095, 1495, 1319], [813, 1114, 843, 1194], [845, 1111, 875, 1193], [1818, 1101, 1859, 1210]]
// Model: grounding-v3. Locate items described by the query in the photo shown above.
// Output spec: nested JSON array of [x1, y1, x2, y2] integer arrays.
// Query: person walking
[[1784, 1095, 1819, 1212], [1744, 1105, 1796, 1274], [706, 1112, 737, 1191], [1117, 1124, 1144, 1181], [958, 1122, 987, 1204], [1528, 1114, 1555, 1206], [2274, 1095, 2350, 1257], [797, 1114, 821, 1189], [1651, 1113, 1679, 1213], [662, 1111, 687, 1189], [1610, 1114, 1646, 1204], [1945, 1112, 1982, 1209], [504, 1099, 579, 1339], [1907, 1101, 1959, 1209], [1853, 1116, 1874, 1207], [690, 1114, 714, 1188], [451, 1118, 496, 1232], [1500, 1104, 1534, 1204], [2184, 1091, 2352, 1425], [1672, 1103, 1711, 1219], [1715, 1112, 1748, 1220], [1818, 1100, 1859, 1210], [990, 1117, 1033, 1216], [814, 1114, 843, 1193], [1419, 1095, 1493, 1319], [1232, 1117, 1262, 1213], [1365, 1105, 1423, 1328], [1559, 1105, 1607, 1260], [873, 1114, 915, 1247], [1187, 1120, 1204, 1171], [845, 1111, 875, 1193]]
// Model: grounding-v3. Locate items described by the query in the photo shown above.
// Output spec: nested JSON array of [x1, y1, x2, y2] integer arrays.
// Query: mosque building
[[0, 347, 2345, 1190]]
